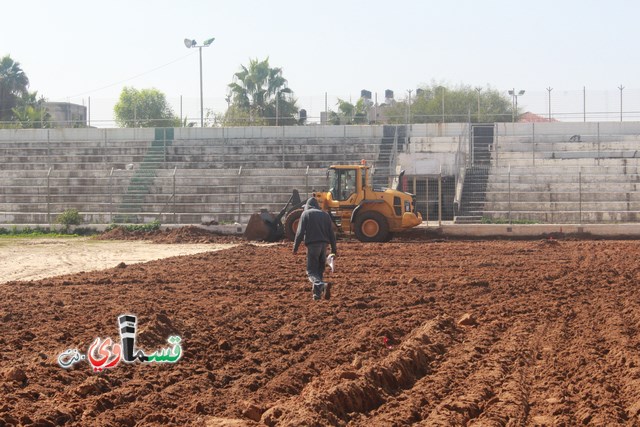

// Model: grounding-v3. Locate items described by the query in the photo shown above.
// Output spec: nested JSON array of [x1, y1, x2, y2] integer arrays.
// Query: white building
[[43, 102, 87, 127]]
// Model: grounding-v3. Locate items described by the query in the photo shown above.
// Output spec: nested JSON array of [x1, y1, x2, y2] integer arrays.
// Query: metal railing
[[0, 167, 327, 226], [480, 164, 640, 224], [456, 123, 640, 223]]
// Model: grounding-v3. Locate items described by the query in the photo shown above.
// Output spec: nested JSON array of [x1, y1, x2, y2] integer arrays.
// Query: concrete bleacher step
[[485, 191, 640, 203], [485, 200, 640, 211], [482, 130, 640, 222], [483, 210, 640, 224], [454, 215, 483, 224]]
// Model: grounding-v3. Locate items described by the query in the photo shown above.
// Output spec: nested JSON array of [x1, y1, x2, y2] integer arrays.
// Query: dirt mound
[[97, 225, 242, 244], [151, 226, 241, 244], [2, 240, 640, 425], [97, 226, 157, 241]]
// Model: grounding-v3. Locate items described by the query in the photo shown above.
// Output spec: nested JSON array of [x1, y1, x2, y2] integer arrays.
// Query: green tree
[[329, 98, 370, 125], [11, 91, 51, 129], [113, 86, 179, 128], [225, 57, 298, 126], [383, 83, 513, 124], [0, 55, 30, 122]]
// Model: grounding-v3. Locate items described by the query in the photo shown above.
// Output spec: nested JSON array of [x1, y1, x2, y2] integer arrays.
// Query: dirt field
[[2, 230, 640, 426], [0, 237, 237, 284]]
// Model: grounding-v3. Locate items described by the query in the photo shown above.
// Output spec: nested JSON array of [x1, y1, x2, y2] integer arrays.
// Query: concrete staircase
[[455, 165, 490, 223], [455, 125, 493, 224], [115, 128, 172, 223], [373, 125, 406, 189]]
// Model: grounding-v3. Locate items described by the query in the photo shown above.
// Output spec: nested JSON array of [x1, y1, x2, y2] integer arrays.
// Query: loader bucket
[[243, 209, 284, 242]]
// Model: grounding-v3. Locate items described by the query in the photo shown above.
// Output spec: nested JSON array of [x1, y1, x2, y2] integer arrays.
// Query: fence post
[[305, 165, 309, 199], [237, 166, 243, 223], [173, 166, 177, 224], [425, 176, 429, 225], [508, 164, 512, 224], [470, 125, 475, 164], [493, 123, 500, 169], [579, 166, 582, 224], [494, 123, 499, 169], [47, 167, 52, 226], [412, 175, 417, 219], [597, 122, 601, 164], [532, 122, 535, 143], [438, 165, 442, 226], [389, 126, 398, 188], [532, 124, 536, 167], [109, 167, 114, 224]]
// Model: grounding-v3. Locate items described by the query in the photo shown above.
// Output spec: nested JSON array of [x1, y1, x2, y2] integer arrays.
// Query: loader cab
[[328, 166, 363, 202]]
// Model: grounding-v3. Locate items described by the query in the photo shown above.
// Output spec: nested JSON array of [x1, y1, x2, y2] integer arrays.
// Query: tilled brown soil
[[2, 237, 640, 426], [98, 226, 243, 244]]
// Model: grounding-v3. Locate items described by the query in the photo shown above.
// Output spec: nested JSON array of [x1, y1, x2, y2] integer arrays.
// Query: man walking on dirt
[[293, 197, 338, 301]]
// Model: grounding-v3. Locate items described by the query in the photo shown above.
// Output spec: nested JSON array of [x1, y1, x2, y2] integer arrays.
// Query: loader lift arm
[[243, 189, 304, 242]]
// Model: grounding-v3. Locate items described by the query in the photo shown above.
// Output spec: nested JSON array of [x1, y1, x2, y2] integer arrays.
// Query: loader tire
[[284, 208, 304, 241], [354, 211, 389, 242]]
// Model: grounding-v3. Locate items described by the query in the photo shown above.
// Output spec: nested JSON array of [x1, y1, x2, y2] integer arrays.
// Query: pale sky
[[2, 0, 638, 125]]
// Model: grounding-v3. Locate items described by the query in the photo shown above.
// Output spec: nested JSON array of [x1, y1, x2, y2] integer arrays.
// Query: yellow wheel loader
[[244, 162, 422, 243]]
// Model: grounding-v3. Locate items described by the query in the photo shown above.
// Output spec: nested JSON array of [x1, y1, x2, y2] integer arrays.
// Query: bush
[[106, 220, 161, 233], [0, 225, 99, 238], [55, 209, 83, 230]]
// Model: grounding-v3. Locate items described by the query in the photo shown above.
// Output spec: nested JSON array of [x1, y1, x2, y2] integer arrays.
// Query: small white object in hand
[[326, 253, 335, 273]]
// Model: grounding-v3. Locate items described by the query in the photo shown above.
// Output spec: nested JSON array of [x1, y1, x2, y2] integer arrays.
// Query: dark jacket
[[293, 198, 337, 255]]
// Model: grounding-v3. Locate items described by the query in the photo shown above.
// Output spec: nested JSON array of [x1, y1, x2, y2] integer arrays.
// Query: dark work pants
[[306, 242, 327, 286]]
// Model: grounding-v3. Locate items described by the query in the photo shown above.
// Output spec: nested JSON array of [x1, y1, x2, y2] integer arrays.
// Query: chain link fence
[[8, 87, 640, 129]]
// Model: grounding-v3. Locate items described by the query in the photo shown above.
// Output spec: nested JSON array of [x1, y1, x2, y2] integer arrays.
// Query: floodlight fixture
[[184, 36, 216, 127]]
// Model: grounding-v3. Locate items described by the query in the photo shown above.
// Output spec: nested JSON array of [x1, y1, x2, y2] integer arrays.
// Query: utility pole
[[546, 87, 553, 121]]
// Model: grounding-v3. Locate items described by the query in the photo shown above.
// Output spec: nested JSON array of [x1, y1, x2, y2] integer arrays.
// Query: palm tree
[[227, 57, 297, 125], [11, 92, 51, 129], [0, 55, 30, 122], [328, 98, 369, 125]]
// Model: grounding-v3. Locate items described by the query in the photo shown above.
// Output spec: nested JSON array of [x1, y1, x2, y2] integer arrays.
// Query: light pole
[[618, 85, 624, 122], [184, 37, 215, 127], [508, 89, 525, 122]]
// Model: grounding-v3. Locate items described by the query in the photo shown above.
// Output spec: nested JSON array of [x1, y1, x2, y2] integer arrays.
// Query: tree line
[[1, 54, 516, 128]]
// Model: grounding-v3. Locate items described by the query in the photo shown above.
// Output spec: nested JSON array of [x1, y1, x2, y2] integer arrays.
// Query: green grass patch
[[105, 220, 161, 233], [0, 225, 99, 238]]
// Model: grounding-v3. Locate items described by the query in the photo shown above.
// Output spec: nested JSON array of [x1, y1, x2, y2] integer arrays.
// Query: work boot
[[312, 283, 323, 301], [323, 282, 332, 300]]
